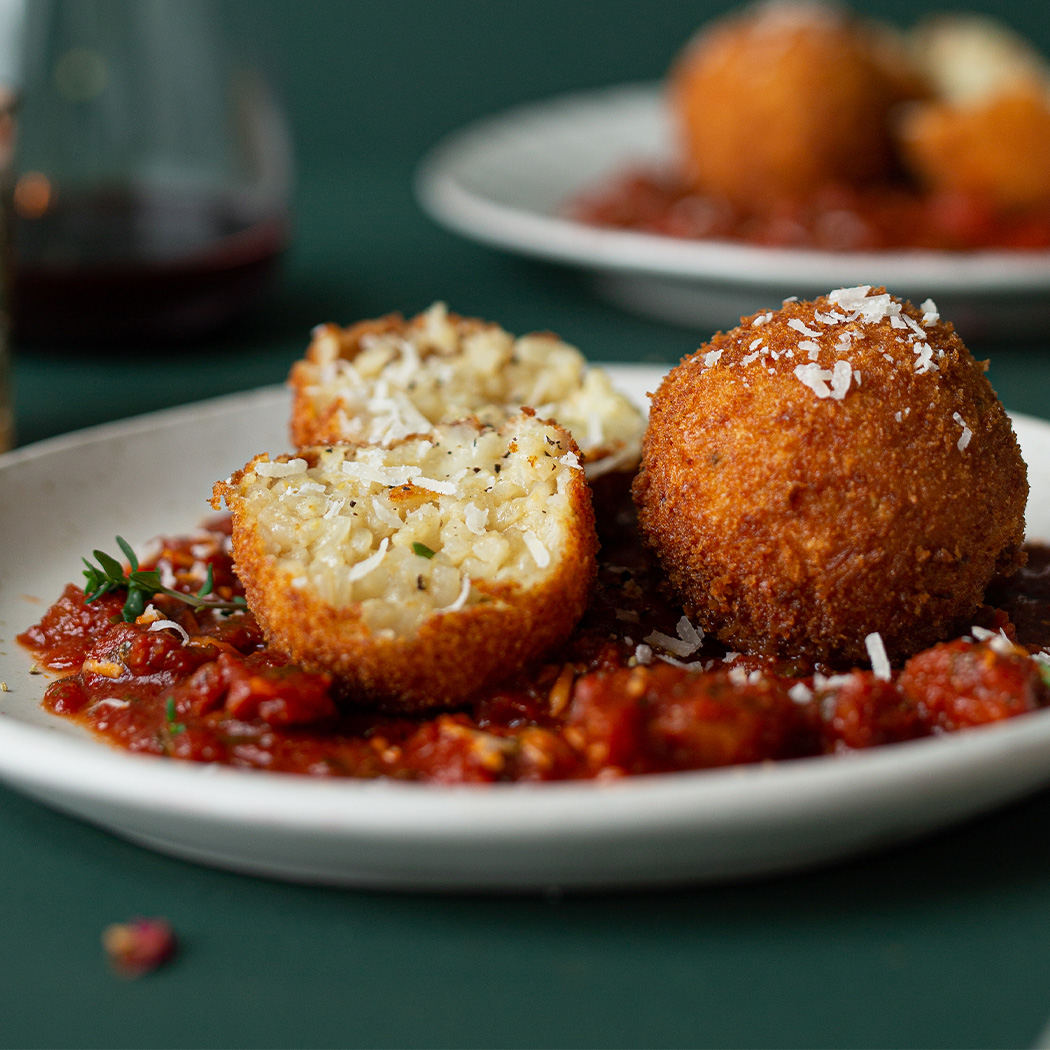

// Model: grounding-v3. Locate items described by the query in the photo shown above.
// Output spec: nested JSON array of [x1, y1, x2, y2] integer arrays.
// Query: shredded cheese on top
[[148, 619, 191, 645], [255, 458, 307, 478], [865, 632, 892, 681]]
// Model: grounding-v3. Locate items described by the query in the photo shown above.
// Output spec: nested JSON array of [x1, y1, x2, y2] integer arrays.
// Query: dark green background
[[7, 3, 1050, 1048]]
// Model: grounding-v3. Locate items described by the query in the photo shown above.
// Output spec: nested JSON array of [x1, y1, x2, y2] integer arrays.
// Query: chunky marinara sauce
[[18, 500, 1050, 782], [567, 169, 1050, 252]]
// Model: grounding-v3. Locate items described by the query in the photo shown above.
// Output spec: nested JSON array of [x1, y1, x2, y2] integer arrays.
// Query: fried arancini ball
[[211, 414, 597, 712], [289, 302, 644, 482], [896, 16, 1050, 210], [669, 1, 925, 207], [632, 286, 1027, 665], [908, 14, 1050, 105], [898, 86, 1050, 211]]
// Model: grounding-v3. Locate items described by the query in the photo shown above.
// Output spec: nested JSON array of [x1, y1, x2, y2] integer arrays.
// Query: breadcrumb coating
[[213, 413, 598, 711], [669, 1, 925, 206], [896, 15, 1050, 210], [289, 302, 644, 481], [633, 286, 1027, 664]]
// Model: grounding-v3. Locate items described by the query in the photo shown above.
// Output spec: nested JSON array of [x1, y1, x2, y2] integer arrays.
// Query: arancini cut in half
[[212, 412, 598, 711], [632, 286, 1027, 666], [288, 302, 644, 481]]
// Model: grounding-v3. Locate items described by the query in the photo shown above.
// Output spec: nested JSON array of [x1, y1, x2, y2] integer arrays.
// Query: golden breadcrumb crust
[[288, 309, 491, 449], [894, 15, 1050, 209], [213, 416, 598, 711], [898, 83, 1050, 210], [287, 303, 644, 480], [632, 288, 1027, 664], [669, 2, 926, 206]]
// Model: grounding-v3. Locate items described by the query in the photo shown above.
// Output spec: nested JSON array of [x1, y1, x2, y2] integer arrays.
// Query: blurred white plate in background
[[417, 84, 1050, 341]]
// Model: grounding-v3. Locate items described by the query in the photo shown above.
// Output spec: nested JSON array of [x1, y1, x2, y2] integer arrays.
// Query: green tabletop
[[7, 3, 1050, 1048]]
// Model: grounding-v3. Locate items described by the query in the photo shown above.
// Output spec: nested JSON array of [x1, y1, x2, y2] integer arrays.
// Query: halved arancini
[[212, 413, 598, 711], [288, 302, 644, 481]]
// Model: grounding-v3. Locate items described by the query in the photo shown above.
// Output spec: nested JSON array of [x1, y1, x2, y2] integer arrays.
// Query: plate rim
[[6, 670, 1050, 828], [4, 374, 1050, 885], [415, 81, 1050, 291]]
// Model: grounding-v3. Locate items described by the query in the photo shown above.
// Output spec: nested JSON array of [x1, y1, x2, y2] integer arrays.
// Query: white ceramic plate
[[416, 84, 1050, 341], [2, 367, 1050, 891]]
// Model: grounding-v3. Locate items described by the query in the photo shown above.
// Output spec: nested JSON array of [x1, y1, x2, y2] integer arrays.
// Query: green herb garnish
[[411, 542, 436, 559], [83, 536, 247, 623], [1036, 656, 1050, 691], [165, 697, 185, 735]]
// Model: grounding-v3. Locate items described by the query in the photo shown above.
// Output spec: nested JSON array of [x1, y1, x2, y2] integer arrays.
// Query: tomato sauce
[[18, 503, 1050, 782], [567, 168, 1050, 252]]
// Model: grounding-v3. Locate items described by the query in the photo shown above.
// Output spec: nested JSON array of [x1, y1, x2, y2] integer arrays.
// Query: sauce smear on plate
[[568, 169, 1050, 252], [18, 496, 1050, 782]]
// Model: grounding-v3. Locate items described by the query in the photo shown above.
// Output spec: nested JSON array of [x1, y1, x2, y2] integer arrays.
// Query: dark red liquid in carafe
[[10, 188, 288, 345]]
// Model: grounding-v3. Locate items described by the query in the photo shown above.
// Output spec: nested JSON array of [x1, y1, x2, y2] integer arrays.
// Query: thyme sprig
[[165, 697, 186, 735], [83, 536, 247, 623]]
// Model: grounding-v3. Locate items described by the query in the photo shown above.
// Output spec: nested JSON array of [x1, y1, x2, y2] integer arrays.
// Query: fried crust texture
[[669, 1, 925, 207], [895, 15, 1050, 210], [213, 414, 598, 711], [898, 84, 1050, 210], [632, 286, 1027, 665], [288, 302, 644, 482]]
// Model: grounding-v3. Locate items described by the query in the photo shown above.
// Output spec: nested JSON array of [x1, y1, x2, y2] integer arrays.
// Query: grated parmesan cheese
[[787, 318, 821, 338], [439, 574, 472, 612], [148, 619, 191, 645], [903, 314, 926, 340], [644, 615, 706, 658], [409, 474, 459, 496], [794, 362, 835, 399], [644, 629, 696, 658], [346, 537, 389, 582], [254, 458, 307, 478], [913, 343, 938, 374], [970, 625, 1016, 655], [952, 412, 973, 450], [521, 530, 551, 569], [830, 360, 852, 398], [676, 615, 704, 649], [323, 497, 346, 520], [341, 459, 417, 487], [865, 632, 892, 681], [463, 502, 488, 535]]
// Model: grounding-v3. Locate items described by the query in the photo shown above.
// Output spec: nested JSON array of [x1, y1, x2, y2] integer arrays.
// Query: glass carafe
[[10, 0, 292, 345]]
